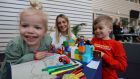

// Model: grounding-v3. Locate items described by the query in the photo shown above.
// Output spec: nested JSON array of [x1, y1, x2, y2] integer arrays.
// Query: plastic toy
[[59, 56, 70, 64], [57, 48, 64, 55], [82, 45, 94, 63], [94, 50, 101, 61]]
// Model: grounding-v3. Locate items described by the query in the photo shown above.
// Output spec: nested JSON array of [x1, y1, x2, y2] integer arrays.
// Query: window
[[130, 18, 137, 27], [120, 17, 129, 27], [135, 0, 138, 3], [130, 0, 135, 2]]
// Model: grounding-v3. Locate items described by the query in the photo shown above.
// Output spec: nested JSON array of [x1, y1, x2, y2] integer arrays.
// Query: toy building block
[[69, 38, 75, 46], [57, 48, 64, 55], [63, 41, 69, 47], [65, 46, 71, 53], [82, 45, 94, 63], [74, 49, 82, 60], [70, 46, 78, 59], [78, 46, 85, 53]]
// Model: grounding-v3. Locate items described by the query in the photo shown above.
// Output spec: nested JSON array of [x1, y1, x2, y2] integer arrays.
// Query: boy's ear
[[108, 27, 113, 33]]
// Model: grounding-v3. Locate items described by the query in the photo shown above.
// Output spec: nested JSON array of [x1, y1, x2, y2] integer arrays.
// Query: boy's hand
[[94, 50, 104, 57], [101, 52, 105, 57]]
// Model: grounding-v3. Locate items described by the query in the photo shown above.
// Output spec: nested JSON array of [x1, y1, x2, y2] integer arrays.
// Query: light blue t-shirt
[[50, 32, 76, 49]]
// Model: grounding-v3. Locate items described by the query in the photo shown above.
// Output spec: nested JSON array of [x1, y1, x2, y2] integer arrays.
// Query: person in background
[[113, 21, 124, 41], [0, 1, 53, 79], [134, 22, 140, 34], [50, 14, 76, 49], [134, 22, 140, 42], [91, 15, 127, 79]]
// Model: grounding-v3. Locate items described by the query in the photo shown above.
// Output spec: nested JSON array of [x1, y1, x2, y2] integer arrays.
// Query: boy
[[91, 15, 127, 79]]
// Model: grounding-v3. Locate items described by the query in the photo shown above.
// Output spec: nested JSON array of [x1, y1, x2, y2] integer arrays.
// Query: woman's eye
[[58, 22, 61, 25]]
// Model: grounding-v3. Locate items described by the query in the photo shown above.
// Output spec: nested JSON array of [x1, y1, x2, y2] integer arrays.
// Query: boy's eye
[[94, 26, 103, 30]]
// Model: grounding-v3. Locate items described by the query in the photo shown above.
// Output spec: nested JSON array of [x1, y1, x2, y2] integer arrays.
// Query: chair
[[118, 43, 140, 79]]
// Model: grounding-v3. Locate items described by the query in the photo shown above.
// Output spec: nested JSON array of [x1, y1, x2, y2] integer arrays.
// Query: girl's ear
[[45, 29, 47, 33]]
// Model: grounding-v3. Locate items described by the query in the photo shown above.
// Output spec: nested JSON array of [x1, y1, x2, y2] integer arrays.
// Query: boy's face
[[20, 13, 47, 47], [57, 17, 68, 33], [94, 21, 112, 40]]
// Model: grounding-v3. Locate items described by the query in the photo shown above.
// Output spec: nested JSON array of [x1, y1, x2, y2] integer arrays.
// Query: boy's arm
[[102, 42, 127, 72], [5, 41, 34, 65]]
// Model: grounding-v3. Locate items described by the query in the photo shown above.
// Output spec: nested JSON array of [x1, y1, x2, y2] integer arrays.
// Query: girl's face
[[20, 13, 46, 48], [94, 21, 112, 40], [57, 17, 68, 33]]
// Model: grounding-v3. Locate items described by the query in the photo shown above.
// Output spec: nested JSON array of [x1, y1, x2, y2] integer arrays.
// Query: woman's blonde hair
[[55, 14, 71, 43], [19, 0, 48, 30]]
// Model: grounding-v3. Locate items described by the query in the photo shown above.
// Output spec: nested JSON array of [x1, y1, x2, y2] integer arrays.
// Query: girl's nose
[[27, 26, 34, 33]]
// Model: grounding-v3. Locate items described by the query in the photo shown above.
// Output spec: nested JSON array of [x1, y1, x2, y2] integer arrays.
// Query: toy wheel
[[63, 60, 67, 64], [59, 58, 62, 62]]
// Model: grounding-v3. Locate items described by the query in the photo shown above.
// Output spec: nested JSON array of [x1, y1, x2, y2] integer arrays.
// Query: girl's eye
[[34, 25, 42, 29], [21, 24, 28, 28]]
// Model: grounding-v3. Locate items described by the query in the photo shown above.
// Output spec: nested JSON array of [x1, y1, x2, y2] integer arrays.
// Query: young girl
[[0, 1, 52, 79], [91, 15, 127, 79], [50, 14, 76, 49]]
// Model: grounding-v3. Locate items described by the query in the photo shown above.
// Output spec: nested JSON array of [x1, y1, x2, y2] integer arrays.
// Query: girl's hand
[[34, 51, 47, 60]]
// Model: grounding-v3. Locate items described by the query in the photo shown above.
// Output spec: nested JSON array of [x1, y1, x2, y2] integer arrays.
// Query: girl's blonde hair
[[55, 14, 71, 43], [19, 0, 48, 30]]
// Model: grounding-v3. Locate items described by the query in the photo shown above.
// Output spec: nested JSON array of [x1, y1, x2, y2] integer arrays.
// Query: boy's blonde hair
[[94, 15, 113, 29], [19, 0, 48, 30], [55, 14, 71, 43]]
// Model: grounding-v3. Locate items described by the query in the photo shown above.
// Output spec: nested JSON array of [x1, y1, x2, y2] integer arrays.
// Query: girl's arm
[[5, 41, 34, 65]]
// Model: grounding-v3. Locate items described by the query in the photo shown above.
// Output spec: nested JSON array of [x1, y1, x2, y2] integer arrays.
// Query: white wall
[[92, 0, 140, 20], [0, 0, 93, 53]]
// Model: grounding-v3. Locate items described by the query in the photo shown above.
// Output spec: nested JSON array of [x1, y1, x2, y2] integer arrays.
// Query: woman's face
[[57, 17, 68, 33]]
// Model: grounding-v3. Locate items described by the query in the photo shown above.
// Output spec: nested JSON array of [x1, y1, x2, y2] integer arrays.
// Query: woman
[[50, 14, 76, 49]]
